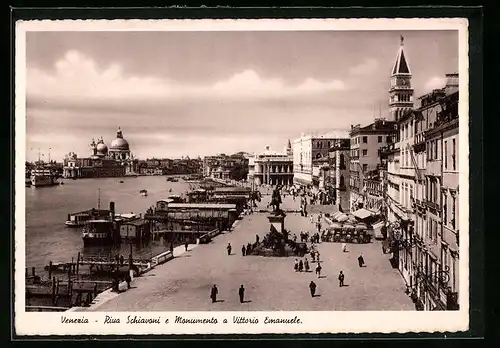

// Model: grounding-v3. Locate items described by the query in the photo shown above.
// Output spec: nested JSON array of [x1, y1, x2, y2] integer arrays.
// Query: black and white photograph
[[15, 17, 469, 335]]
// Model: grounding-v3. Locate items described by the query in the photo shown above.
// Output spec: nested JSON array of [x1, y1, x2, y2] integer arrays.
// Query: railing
[[424, 200, 440, 212], [79, 256, 151, 267], [409, 149, 424, 182]]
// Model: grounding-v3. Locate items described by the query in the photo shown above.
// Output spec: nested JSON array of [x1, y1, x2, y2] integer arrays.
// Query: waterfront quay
[[82, 194, 414, 312]]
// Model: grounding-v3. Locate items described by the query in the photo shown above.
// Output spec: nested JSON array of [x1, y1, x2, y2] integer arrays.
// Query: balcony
[[424, 200, 440, 213], [413, 133, 426, 153], [426, 160, 442, 177]]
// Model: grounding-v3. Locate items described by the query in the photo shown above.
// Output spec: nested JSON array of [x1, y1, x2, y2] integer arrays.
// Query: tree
[[229, 163, 248, 181]]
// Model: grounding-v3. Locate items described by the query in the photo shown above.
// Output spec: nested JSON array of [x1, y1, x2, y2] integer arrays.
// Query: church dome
[[110, 127, 130, 151], [96, 138, 108, 154]]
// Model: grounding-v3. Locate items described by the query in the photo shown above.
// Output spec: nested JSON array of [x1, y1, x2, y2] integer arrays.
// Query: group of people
[[210, 284, 247, 303], [241, 234, 260, 256], [293, 257, 324, 278]]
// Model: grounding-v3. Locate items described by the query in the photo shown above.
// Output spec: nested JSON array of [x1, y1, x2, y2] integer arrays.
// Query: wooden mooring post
[[51, 277, 56, 305], [76, 252, 80, 276], [48, 261, 52, 280]]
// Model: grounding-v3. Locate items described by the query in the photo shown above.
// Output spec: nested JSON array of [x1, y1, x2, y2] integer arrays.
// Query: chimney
[[109, 201, 115, 221], [445, 73, 459, 95]]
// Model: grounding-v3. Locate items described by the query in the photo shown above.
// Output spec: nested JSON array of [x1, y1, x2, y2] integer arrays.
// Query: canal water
[[25, 175, 193, 276]]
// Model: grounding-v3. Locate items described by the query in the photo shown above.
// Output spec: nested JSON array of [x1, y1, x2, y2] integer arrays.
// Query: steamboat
[[30, 168, 58, 187]]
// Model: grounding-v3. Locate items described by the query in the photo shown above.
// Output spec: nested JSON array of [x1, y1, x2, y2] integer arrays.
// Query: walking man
[[256, 234, 260, 244], [242, 245, 246, 256], [125, 272, 132, 289], [309, 281, 317, 297], [210, 284, 218, 303], [185, 240, 189, 252], [227, 243, 232, 256], [358, 254, 365, 267], [304, 258, 310, 272], [169, 242, 174, 255], [298, 259, 304, 272], [341, 243, 347, 253], [338, 271, 345, 287], [316, 262, 322, 278], [294, 259, 299, 272], [239, 285, 245, 303]]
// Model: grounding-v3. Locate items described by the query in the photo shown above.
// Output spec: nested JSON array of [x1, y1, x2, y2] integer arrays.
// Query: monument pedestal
[[267, 214, 285, 234]]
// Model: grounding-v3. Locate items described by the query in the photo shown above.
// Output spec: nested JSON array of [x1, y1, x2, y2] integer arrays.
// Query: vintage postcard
[[15, 17, 469, 336]]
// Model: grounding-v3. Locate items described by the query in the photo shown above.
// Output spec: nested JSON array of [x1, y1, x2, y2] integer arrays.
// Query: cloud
[[424, 76, 446, 92], [27, 50, 347, 111], [349, 59, 378, 75]]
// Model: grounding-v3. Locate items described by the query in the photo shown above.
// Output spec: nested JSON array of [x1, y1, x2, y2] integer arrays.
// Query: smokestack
[[109, 201, 115, 221]]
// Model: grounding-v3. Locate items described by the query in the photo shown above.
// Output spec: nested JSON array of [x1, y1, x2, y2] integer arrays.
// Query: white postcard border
[[15, 17, 470, 336]]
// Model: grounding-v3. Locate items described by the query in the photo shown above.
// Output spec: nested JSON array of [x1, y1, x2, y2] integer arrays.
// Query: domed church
[[109, 127, 131, 160]]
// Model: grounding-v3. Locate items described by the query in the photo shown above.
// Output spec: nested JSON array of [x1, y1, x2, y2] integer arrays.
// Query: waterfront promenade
[[83, 194, 414, 312]]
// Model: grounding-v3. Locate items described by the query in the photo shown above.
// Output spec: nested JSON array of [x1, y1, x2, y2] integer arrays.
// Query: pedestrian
[[119, 255, 124, 267], [256, 234, 260, 244], [298, 260, 304, 272], [170, 241, 174, 254], [342, 243, 347, 253], [185, 240, 189, 251], [242, 245, 246, 256], [309, 281, 317, 297], [227, 243, 232, 256], [311, 251, 316, 262], [304, 258, 310, 272], [338, 271, 345, 287], [316, 263, 322, 278], [358, 254, 365, 267], [210, 284, 218, 303], [125, 272, 131, 289], [239, 285, 245, 303], [294, 259, 299, 272], [316, 251, 320, 262], [246, 243, 252, 255]]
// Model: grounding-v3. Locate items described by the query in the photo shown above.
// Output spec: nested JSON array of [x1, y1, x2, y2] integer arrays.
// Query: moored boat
[[82, 219, 116, 246], [31, 168, 58, 187], [140, 189, 148, 196]]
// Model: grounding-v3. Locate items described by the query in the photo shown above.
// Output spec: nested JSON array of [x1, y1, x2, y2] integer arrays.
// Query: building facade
[[203, 153, 249, 180], [248, 144, 293, 186], [382, 39, 460, 311], [327, 139, 351, 208], [293, 130, 350, 187], [349, 119, 397, 213]]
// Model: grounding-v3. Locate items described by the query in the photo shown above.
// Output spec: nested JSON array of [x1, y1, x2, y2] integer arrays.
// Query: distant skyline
[[25, 30, 458, 162]]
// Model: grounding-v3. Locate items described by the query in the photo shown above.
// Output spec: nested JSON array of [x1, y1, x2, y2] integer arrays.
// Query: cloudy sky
[[25, 30, 458, 162]]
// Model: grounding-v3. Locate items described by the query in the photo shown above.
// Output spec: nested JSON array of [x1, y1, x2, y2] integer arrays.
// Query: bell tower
[[389, 35, 414, 121]]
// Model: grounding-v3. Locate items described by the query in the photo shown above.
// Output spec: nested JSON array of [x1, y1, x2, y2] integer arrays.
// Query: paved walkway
[[83, 210, 414, 312]]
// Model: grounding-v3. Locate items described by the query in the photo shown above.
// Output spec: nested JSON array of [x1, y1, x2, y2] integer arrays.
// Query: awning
[[331, 211, 349, 222], [355, 223, 367, 230], [372, 221, 385, 239], [352, 208, 373, 220]]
